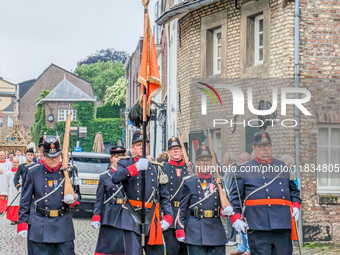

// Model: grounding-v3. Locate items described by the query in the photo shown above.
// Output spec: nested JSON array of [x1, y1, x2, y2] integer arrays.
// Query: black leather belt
[[35, 206, 71, 217], [172, 201, 180, 207], [191, 210, 220, 218]]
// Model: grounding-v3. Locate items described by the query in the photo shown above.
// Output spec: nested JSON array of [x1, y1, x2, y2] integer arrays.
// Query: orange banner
[[138, 9, 162, 116]]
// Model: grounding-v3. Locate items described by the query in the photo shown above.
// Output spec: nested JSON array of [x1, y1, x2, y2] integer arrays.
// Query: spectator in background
[[230, 152, 251, 255], [222, 151, 238, 247], [6, 152, 14, 168], [15, 149, 26, 165], [157, 152, 169, 163], [281, 154, 299, 188], [1, 157, 20, 225]]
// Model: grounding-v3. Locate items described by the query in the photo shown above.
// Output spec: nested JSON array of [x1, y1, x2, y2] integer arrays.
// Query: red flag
[[138, 9, 162, 116]]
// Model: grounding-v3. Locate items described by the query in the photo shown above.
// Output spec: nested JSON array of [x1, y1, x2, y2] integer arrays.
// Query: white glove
[[136, 158, 149, 171], [222, 205, 234, 216], [91, 221, 100, 229], [232, 219, 248, 233], [161, 220, 170, 231], [292, 207, 299, 221], [19, 187, 22, 193], [18, 230, 27, 238], [63, 194, 76, 205], [177, 237, 185, 242]]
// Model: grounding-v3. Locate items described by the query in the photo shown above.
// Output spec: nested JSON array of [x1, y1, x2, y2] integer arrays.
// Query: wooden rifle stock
[[207, 129, 230, 208], [177, 130, 194, 174], [62, 112, 76, 200]]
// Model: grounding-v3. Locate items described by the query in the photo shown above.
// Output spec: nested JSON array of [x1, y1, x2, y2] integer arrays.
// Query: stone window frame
[[317, 124, 340, 194], [240, 0, 270, 78], [213, 28, 222, 75], [200, 10, 228, 78]]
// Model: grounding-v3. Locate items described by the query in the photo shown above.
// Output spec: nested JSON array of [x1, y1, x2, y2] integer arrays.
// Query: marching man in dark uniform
[[14, 147, 35, 192], [162, 137, 189, 255], [176, 143, 230, 255], [227, 132, 301, 255], [17, 135, 81, 255], [111, 130, 173, 255], [92, 146, 127, 255]]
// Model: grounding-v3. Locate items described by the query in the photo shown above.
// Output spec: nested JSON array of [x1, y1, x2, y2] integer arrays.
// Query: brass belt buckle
[[116, 198, 124, 204], [50, 210, 58, 217], [174, 201, 180, 207], [204, 210, 213, 218]]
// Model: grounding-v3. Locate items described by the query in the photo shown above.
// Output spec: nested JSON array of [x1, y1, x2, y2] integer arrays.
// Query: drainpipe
[[294, 0, 303, 246]]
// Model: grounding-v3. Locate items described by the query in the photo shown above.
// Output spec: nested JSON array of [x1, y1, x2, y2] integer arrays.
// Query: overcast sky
[[0, 0, 157, 83]]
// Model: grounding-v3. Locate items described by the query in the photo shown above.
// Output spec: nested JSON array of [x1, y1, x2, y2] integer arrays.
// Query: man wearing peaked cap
[[162, 137, 189, 255], [92, 145, 126, 255], [17, 135, 81, 255], [227, 131, 301, 255], [176, 143, 229, 255], [13, 147, 35, 192], [36, 135, 46, 164], [111, 129, 173, 255]]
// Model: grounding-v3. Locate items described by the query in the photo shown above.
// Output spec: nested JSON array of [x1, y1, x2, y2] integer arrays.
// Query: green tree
[[104, 77, 126, 106], [31, 90, 50, 144], [74, 61, 125, 101]]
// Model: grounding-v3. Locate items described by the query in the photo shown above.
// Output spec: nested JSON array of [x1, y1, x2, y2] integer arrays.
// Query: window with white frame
[[254, 15, 264, 65], [58, 109, 77, 122], [213, 129, 222, 163], [213, 28, 222, 75], [317, 125, 340, 193]]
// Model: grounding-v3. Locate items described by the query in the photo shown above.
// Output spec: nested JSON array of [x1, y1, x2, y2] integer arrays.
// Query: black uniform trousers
[[247, 229, 293, 255], [28, 240, 75, 255], [163, 228, 187, 255], [123, 230, 164, 255], [187, 244, 225, 255]]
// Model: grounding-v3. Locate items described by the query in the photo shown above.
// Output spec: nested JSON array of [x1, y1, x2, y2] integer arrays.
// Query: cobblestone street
[[0, 214, 339, 255]]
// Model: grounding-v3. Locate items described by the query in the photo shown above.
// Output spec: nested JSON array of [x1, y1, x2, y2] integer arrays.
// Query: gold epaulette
[[119, 156, 131, 159], [151, 161, 164, 167], [28, 164, 39, 170]]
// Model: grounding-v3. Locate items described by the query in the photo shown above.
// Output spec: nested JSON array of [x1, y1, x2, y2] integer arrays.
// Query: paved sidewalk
[[0, 215, 339, 255]]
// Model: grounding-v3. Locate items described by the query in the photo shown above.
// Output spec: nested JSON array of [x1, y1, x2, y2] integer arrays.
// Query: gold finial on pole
[[142, 0, 150, 8]]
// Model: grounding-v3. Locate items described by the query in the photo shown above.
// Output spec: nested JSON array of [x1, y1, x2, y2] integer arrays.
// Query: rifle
[[207, 129, 230, 209], [177, 129, 194, 174], [62, 111, 76, 200], [0, 192, 21, 217]]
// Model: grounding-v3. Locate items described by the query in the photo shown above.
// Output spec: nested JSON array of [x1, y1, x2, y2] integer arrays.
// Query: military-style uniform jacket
[[92, 168, 125, 227], [18, 162, 81, 243], [176, 172, 228, 246], [229, 158, 301, 231], [111, 156, 173, 234], [13, 162, 36, 191], [162, 159, 189, 228]]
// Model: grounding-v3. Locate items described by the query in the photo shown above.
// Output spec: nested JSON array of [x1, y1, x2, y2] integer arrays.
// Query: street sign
[[74, 147, 82, 152]]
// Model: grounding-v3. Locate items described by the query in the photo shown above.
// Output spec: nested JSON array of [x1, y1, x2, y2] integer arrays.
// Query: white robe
[[0, 162, 10, 196], [1, 170, 20, 206]]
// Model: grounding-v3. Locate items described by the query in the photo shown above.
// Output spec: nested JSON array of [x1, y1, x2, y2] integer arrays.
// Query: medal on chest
[[53, 180, 58, 189], [48, 180, 53, 187], [176, 168, 182, 177]]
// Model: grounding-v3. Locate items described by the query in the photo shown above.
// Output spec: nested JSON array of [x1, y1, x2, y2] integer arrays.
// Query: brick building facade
[[155, 0, 340, 243], [19, 64, 94, 128]]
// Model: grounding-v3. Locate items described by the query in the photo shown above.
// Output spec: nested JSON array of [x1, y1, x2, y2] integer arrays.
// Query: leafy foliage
[[74, 61, 125, 101], [30, 100, 123, 152], [73, 101, 94, 125], [96, 103, 125, 119], [77, 48, 129, 66], [104, 77, 127, 106]]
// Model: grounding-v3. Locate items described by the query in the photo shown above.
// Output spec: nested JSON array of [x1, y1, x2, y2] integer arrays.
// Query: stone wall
[[299, 0, 340, 242]]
